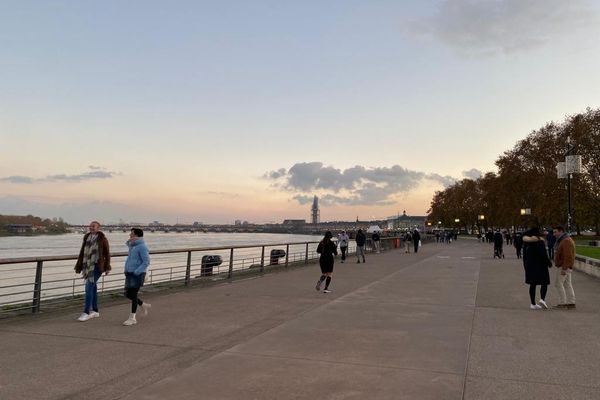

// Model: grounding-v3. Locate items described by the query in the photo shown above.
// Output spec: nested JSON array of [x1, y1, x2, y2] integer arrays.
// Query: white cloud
[[268, 162, 459, 206]]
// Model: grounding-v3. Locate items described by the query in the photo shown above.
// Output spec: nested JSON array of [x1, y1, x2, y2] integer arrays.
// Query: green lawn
[[577, 246, 600, 260]]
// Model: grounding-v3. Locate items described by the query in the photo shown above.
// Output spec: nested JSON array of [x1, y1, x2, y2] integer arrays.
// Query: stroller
[[493, 243, 505, 259]]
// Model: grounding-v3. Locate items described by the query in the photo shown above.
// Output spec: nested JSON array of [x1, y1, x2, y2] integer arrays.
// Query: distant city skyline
[[2, 1, 599, 224]]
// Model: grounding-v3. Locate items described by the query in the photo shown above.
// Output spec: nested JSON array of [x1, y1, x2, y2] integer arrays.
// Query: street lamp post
[[556, 142, 582, 233]]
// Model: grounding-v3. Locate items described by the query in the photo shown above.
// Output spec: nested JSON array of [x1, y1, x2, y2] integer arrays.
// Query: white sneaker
[[323, 289, 331, 293], [538, 299, 548, 309], [530, 304, 542, 310], [123, 316, 137, 326], [89, 311, 100, 319], [77, 313, 90, 322], [141, 303, 151, 316]]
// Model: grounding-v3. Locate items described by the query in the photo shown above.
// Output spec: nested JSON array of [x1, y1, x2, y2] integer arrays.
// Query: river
[[0, 231, 323, 259]]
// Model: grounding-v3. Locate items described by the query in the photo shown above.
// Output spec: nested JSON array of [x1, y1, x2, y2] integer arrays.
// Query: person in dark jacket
[[315, 231, 338, 293], [355, 229, 366, 263], [514, 233, 524, 259], [74, 221, 111, 322], [372, 231, 381, 253], [412, 229, 421, 253], [522, 227, 552, 309], [493, 230, 504, 258], [546, 228, 556, 260]]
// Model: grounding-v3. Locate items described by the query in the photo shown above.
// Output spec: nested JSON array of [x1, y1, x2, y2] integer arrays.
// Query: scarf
[[554, 232, 568, 249], [82, 233, 100, 282]]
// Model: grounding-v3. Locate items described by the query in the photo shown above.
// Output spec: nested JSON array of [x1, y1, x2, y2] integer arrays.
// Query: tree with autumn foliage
[[428, 108, 600, 234]]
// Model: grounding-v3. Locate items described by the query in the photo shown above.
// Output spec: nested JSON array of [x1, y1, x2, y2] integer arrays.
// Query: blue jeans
[[84, 266, 102, 313]]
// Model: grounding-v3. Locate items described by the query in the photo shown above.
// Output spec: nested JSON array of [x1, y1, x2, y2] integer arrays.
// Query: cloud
[[0, 167, 119, 184], [88, 165, 104, 170], [0, 176, 35, 184], [462, 168, 483, 180], [264, 168, 287, 180], [407, 0, 599, 56], [270, 162, 457, 206]]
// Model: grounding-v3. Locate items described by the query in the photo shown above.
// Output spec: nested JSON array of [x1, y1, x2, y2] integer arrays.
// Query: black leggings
[[529, 284, 547, 305], [125, 288, 143, 313]]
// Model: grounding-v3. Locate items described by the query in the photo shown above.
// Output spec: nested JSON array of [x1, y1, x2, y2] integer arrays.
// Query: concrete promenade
[[2, 240, 600, 399]]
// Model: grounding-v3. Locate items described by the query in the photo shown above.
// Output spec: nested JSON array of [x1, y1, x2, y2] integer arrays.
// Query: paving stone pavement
[[1, 240, 599, 400]]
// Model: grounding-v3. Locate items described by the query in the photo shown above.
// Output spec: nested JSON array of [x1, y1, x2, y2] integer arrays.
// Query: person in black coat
[[315, 231, 338, 293], [522, 227, 552, 309], [514, 233, 524, 259], [493, 230, 504, 258], [412, 229, 421, 253]]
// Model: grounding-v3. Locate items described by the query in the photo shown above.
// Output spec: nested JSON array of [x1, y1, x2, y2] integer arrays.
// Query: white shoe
[[77, 313, 90, 322], [323, 289, 331, 293], [89, 311, 100, 319], [141, 303, 151, 316], [123, 317, 137, 326], [538, 299, 548, 309], [530, 304, 542, 310]]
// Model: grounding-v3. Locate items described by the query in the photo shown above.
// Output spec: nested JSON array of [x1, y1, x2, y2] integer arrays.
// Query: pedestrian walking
[[553, 225, 576, 309], [74, 221, 111, 322], [123, 228, 151, 326], [338, 230, 349, 263], [514, 232, 524, 259], [546, 228, 556, 260], [315, 231, 338, 293], [412, 229, 421, 253], [522, 227, 551, 310], [355, 229, 366, 263], [493, 230, 504, 258], [404, 231, 412, 253], [372, 231, 381, 253]]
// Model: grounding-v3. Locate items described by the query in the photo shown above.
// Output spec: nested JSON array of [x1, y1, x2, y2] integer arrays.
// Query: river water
[[0, 232, 326, 307], [0, 231, 323, 259]]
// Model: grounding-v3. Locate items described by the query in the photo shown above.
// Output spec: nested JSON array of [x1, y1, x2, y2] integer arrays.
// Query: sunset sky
[[1, 0, 599, 224]]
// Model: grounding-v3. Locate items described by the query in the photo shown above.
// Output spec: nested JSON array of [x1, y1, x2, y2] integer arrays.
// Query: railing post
[[260, 246, 265, 272], [32, 261, 43, 314], [228, 248, 234, 279], [305, 243, 309, 264], [285, 244, 289, 268], [185, 251, 192, 286]]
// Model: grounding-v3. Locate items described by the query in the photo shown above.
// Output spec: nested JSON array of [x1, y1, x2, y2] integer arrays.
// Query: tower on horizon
[[311, 195, 320, 224]]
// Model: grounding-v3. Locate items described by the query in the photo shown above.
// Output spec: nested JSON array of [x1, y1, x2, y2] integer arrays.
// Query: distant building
[[283, 219, 306, 228], [311, 196, 320, 224], [234, 220, 242, 226], [7, 224, 33, 234], [387, 211, 426, 230]]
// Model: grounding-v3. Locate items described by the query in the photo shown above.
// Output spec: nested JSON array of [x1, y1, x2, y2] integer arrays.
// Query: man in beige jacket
[[553, 225, 576, 309]]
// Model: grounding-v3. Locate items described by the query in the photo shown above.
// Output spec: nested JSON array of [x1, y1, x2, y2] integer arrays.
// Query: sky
[[1, 0, 600, 224]]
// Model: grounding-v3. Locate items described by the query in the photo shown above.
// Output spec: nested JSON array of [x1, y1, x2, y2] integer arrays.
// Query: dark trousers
[[125, 288, 143, 313], [529, 284, 548, 305], [547, 247, 554, 260], [340, 246, 347, 261]]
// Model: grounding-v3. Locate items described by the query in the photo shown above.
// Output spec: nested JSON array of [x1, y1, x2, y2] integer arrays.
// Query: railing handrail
[[0, 237, 404, 265]]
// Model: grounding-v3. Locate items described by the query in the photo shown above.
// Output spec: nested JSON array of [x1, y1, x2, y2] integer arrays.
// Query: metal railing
[[0, 237, 402, 316]]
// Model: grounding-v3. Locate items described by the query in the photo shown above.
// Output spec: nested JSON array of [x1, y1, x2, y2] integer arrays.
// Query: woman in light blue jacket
[[123, 228, 151, 326]]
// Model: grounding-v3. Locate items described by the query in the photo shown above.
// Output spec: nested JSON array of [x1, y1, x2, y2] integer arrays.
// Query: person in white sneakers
[[522, 227, 552, 310], [74, 221, 111, 322], [123, 228, 151, 326]]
